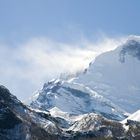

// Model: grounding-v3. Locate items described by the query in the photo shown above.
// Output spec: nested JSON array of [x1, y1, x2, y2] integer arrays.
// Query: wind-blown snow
[[74, 36, 140, 113]]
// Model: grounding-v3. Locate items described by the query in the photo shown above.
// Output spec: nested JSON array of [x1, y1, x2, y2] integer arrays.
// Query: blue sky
[[0, 0, 140, 100], [0, 0, 140, 43]]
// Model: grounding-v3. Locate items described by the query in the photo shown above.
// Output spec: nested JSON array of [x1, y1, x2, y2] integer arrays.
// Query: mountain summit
[[1, 36, 140, 139], [74, 36, 140, 113], [31, 37, 140, 118]]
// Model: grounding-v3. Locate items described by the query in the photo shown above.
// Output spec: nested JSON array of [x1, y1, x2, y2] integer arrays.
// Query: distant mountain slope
[[2, 35, 140, 140], [1, 85, 140, 139], [31, 79, 126, 120], [74, 36, 140, 113], [31, 36, 140, 120]]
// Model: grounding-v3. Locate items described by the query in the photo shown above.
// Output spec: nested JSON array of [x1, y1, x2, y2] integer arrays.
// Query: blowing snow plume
[[0, 36, 126, 100]]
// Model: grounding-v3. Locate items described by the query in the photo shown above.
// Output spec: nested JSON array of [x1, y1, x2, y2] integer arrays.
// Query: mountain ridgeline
[[0, 36, 140, 140]]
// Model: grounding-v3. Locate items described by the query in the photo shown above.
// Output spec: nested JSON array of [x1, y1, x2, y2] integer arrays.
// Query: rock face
[[0, 85, 60, 140], [120, 39, 140, 62]]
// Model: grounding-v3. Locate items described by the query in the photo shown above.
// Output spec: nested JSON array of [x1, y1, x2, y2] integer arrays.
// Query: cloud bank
[[0, 36, 126, 100]]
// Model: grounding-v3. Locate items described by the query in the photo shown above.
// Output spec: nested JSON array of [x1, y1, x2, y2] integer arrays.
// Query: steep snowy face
[[31, 79, 126, 120], [122, 110, 140, 124], [121, 110, 140, 134], [74, 37, 140, 113]]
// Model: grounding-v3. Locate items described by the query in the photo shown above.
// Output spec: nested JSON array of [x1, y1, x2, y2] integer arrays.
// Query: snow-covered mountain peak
[[121, 110, 140, 131], [74, 37, 140, 113], [1, 36, 140, 139], [31, 36, 140, 125], [119, 37, 140, 63], [126, 35, 140, 42], [122, 110, 140, 124], [31, 79, 126, 120]]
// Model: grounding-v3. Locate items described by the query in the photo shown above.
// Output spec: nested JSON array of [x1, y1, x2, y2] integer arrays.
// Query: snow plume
[[0, 36, 126, 100]]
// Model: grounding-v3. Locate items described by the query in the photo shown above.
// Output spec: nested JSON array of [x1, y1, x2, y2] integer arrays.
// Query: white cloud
[[0, 36, 126, 101]]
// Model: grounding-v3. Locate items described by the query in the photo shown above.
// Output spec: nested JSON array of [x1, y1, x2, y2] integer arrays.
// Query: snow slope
[[122, 110, 140, 124], [31, 36, 140, 124], [31, 79, 126, 120], [74, 36, 140, 113]]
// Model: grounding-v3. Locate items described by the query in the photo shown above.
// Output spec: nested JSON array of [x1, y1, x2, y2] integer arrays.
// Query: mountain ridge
[[1, 36, 140, 139], [1, 85, 140, 139], [31, 79, 126, 121]]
